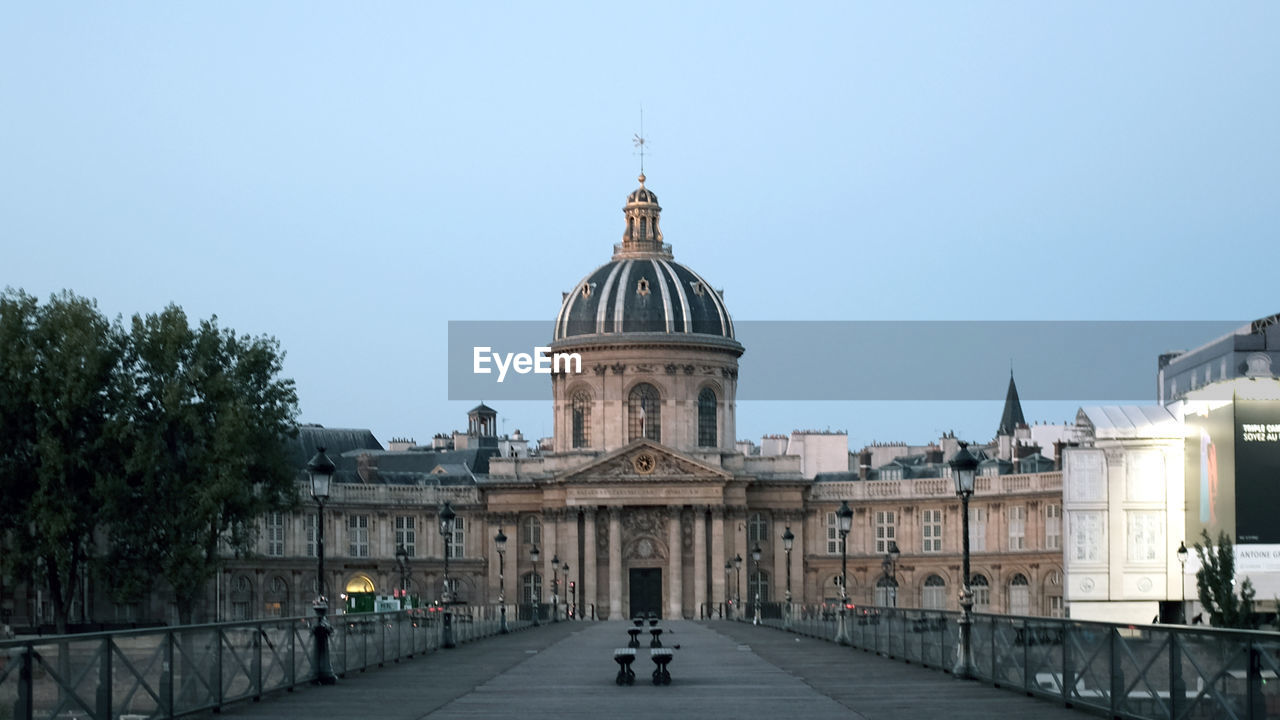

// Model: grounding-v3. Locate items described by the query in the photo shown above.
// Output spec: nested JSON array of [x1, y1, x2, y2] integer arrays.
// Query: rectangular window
[[349, 514, 370, 558], [1045, 504, 1062, 550], [748, 513, 769, 545], [875, 511, 896, 554], [304, 514, 317, 558], [395, 516, 416, 557], [1049, 595, 1065, 618], [1072, 511, 1103, 563], [1008, 506, 1025, 550], [1128, 511, 1162, 564], [921, 509, 942, 553], [447, 516, 465, 559], [969, 507, 987, 552], [265, 512, 284, 557], [826, 512, 839, 555]]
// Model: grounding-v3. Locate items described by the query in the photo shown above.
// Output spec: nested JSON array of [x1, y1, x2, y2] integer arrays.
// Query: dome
[[554, 257, 734, 340], [553, 174, 736, 343]]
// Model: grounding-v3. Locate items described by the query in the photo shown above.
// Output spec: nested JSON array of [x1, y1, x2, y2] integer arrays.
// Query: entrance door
[[629, 568, 662, 619]]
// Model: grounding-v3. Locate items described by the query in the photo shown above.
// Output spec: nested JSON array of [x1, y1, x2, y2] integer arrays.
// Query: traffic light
[[568, 581, 575, 591]]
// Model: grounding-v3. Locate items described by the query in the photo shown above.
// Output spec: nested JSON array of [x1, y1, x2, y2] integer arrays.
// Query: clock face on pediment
[[560, 440, 730, 483]]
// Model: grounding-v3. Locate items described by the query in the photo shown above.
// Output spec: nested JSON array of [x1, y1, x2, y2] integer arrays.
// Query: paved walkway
[[216, 621, 1085, 719]]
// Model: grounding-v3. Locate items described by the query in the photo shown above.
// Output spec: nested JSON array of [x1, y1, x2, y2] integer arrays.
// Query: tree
[[103, 306, 299, 624], [0, 289, 126, 633], [1193, 528, 1258, 629]]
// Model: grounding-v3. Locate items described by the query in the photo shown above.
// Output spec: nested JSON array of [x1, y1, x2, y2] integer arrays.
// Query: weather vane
[[633, 106, 647, 175]]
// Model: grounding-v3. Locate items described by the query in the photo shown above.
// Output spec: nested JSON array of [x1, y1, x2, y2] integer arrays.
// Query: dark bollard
[[649, 627, 663, 648], [312, 599, 337, 685], [651, 647, 673, 685], [627, 628, 642, 649], [442, 610, 455, 649]]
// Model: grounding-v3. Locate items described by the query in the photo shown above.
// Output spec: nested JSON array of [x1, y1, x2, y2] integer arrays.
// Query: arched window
[[874, 575, 899, 606], [522, 572, 543, 605], [747, 512, 768, 545], [231, 575, 253, 620], [697, 387, 717, 446], [1009, 573, 1030, 615], [970, 574, 990, 610], [571, 390, 591, 449], [264, 576, 289, 618], [523, 515, 542, 546], [749, 570, 770, 603], [628, 383, 661, 442], [922, 574, 947, 610]]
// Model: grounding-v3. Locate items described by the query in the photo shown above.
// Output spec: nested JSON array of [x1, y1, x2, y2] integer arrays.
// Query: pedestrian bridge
[[5, 608, 1279, 719]]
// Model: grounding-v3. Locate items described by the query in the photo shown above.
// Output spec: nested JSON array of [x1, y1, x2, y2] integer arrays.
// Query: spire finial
[[633, 105, 647, 176]]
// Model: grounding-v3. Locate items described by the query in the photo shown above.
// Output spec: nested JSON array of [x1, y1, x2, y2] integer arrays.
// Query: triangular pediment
[[559, 439, 731, 483]]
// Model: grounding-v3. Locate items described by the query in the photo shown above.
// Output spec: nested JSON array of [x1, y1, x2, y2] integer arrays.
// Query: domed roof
[[554, 257, 734, 340], [553, 174, 736, 343]]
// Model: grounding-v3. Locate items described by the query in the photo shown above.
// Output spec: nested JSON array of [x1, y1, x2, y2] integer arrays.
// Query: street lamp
[[551, 553, 560, 622], [950, 441, 979, 679], [733, 554, 743, 622], [834, 500, 853, 645], [1176, 540, 1189, 623], [495, 528, 508, 633], [751, 543, 763, 626], [530, 544, 541, 626], [396, 544, 410, 607], [882, 540, 900, 608], [782, 526, 795, 629], [724, 562, 733, 620], [562, 561, 570, 620], [306, 447, 337, 685], [438, 501, 456, 648]]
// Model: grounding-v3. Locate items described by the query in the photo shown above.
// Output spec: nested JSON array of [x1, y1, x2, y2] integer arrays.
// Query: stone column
[[732, 509, 747, 606], [773, 513, 788, 604], [693, 507, 707, 616], [791, 515, 805, 604], [667, 507, 683, 619], [543, 509, 558, 609], [609, 507, 623, 620], [563, 509, 580, 617], [584, 508, 598, 618], [710, 508, 726, 612]]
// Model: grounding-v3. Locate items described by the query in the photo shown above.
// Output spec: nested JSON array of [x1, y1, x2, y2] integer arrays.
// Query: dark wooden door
[[629, 568, 662, 619]]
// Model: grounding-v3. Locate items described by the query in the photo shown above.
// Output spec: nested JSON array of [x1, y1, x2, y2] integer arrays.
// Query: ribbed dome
[[554, 258, 734, 340]]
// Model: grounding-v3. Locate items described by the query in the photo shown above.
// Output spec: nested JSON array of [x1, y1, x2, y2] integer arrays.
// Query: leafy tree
[[0, 289, 126, 633], [102, 306, 299, 624], [1193, 528, 1258, 629]]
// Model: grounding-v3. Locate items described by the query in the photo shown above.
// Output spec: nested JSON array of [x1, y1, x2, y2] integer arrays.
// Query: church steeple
[[997, 372, 1026, 437], [614, 174, 671, 259]]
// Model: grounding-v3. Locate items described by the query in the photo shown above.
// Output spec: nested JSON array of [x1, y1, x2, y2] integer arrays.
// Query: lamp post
[[950, 441, 979, 679], [732, 554, 743, 622], [306, 448, 337, 685], [438, 501, 456, 648], [1176, 541, 1189, 623], [751, 543, 763, 626], [782, 526, 795, 630], [724, 562, 733, 620], [396, 544, 410, 608], [834, 500, 853, 645], [495, 528, 508, 633], [882, 540, 900, 607], [551, 553, 560, 622], [530, 544, 541, 626], [562, 561, 570, 620]]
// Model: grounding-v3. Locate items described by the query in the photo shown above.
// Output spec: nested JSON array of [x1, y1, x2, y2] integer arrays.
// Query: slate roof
[[554, 258, 735, 341], [997, 373, 1026, 436], [288, 426, 383, 469]]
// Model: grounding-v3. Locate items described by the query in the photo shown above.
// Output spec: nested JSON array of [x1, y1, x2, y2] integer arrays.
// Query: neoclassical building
[[8, 175, 1065, 630]]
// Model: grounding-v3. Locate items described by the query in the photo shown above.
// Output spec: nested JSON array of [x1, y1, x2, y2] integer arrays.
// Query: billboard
[[1234, 399, 1280, 544], [1185, 397, 1280, 544]]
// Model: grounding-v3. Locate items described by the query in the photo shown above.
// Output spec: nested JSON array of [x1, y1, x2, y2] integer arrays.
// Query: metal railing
[[747, 602, 1280, 720], [0, 604, 528, 720]]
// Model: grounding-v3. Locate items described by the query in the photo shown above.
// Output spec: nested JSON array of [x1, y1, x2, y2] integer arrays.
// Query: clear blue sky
[[4, 3, 1278, 449]]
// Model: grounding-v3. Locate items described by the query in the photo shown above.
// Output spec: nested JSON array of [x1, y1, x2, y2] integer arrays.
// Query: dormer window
[[637, 278, 650, 296], [690, 281, 706, 297], [581, 282, 593, 299]]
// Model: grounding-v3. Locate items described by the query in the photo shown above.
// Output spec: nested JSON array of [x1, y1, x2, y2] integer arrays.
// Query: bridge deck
[[216, 620, 1084, 719]]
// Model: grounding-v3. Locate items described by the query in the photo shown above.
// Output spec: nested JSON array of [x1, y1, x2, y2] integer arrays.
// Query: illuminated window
[[628, 383, 661, 442]]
